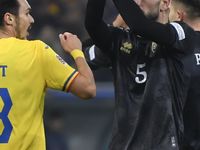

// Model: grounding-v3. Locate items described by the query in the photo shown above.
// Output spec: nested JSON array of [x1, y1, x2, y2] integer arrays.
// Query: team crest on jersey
[[56, 54, 68, 66], [151, 42, 157, 53], [120, 42, 132, 54]]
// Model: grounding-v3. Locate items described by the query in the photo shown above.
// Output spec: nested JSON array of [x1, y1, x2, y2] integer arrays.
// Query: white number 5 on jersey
[[135, 63, 147, 84]]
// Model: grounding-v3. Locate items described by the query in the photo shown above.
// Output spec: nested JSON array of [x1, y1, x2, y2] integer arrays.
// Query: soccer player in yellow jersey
[[0, 0, 96, 149]]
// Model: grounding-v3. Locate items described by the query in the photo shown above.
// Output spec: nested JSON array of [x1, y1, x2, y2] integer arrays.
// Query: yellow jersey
[[0, 37, 79, 150]]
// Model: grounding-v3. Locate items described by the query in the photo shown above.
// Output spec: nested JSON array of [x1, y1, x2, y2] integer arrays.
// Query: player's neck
[[0, 29, 14, 39]]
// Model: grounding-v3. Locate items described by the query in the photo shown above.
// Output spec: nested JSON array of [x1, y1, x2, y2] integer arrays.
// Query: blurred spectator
[[28, 0, 118, 41], [45, 110, 69, 150]]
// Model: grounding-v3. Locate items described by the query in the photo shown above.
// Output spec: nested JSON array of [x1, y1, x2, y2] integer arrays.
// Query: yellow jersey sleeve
[[37, 41, 79, 92]]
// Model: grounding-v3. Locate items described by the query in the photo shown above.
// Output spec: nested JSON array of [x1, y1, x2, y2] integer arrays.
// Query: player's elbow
[[80, 84, 96, 100], [68, 75, 96, 99]]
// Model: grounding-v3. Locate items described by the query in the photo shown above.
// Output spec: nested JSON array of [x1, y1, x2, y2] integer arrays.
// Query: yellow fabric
[[0, 37, 78, 150], [70, 49, 85, 60]]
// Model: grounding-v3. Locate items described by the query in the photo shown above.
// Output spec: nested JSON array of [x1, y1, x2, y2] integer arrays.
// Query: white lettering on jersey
[[195, 53, 200, 65], [135, 63, 147, 84], [170, 22, 185, 40], [89, 45, 95, 60], [171, 136, 176, 147]]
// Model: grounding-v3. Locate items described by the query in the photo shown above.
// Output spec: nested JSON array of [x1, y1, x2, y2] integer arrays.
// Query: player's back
[[0, 37, 46, 150], [183, 31, 200, 150]]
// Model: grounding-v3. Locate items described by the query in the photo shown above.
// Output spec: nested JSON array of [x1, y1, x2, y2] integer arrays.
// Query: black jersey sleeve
[[112, 0, 176, 47], [82, 38, 112, 70], [84, 0, 112, 52]]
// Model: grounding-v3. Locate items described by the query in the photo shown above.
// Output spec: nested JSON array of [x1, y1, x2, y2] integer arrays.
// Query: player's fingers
[[59, 34, 64, 44], [63, 32, 78, 40], [63, 32, 73, 39], [59, 32, 70, 42]]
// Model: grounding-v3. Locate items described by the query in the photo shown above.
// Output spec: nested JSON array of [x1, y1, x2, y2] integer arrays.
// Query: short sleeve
[[37, 41, 79, 92]]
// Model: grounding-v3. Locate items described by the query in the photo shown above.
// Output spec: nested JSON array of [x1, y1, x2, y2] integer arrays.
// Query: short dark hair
[[173, 0, 200, 18], [0, 0, 20, 27]]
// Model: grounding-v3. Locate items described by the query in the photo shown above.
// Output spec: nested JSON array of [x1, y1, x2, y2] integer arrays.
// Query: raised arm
[[84, 0, 112, 51], [59, 32, 96, 99], [82, 14, 126, 70], [112, 0, 176, 46]]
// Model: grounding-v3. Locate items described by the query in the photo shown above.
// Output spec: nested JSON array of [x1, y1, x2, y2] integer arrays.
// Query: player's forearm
[[112, 0, 145, 33], [85, 0, 112, 51], [85, 0, 105, 27], [74, 57, 96, 99], [112, 0, 174, 46]]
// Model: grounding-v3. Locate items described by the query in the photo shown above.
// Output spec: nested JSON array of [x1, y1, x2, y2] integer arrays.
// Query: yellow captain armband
[[70, 49, 85, 60]]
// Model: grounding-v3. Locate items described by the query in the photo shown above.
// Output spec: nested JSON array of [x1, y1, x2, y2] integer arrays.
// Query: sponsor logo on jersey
[[56, 54, 68, 66], [170, 22, 185, 40], [120, 42, 132, 54]]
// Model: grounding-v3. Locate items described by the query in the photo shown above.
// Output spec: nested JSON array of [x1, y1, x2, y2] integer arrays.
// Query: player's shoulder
[[170, 21, 195, 35], [9, 38, 44, 47], [168, 21, 196, 42], [25, 39, 51, 51], [1, 38, 45, 49], [196, 31, 200, 38], [170, 21, 193, 29], [27, 39, 46, 46]]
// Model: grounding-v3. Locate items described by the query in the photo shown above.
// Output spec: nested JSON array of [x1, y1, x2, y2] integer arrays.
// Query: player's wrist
[[70, 49, 85, 60]]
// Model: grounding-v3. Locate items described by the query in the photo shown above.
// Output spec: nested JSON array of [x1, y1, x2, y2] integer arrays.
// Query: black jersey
[[85, 0, 196, 149], [183, 31, 200, 150], [85, 23, 195, 150], [107, 23, 195, 150]]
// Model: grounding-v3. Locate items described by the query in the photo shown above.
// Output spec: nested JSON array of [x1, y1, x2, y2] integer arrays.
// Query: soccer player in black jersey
[[169, 1, 200, 150], [85, 0, 198, 149]]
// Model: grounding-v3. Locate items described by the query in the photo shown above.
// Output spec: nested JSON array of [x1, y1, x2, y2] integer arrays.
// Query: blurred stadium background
[[28, 0, 118, 149]]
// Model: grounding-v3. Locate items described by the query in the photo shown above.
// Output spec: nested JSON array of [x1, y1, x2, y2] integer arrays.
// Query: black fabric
[[85, 0, 197, 149], [183, 31, 200, 150]]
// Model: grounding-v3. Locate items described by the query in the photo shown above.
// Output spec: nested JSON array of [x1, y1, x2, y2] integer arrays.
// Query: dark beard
[[145, 12, 159, 21], [143, 1, 160, 21], [15, 18, 27, 39]]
